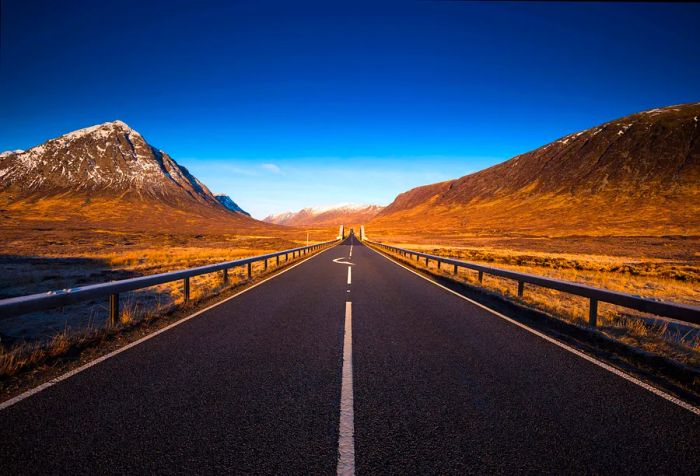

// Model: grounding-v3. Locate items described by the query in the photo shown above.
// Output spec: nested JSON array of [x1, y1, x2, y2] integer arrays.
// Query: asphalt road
[[1, 234, 698, 474]]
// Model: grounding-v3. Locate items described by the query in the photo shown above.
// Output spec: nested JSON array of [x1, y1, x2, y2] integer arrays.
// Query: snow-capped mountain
[[264, 204, 384, 226], [0, 120, 231, 210], [215, 194, 250, 216]]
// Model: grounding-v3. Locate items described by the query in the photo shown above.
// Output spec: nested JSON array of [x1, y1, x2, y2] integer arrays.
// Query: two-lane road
[[1, 234, 698, 474]]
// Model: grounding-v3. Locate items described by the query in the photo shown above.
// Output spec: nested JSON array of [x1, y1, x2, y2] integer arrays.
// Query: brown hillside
[[371, 103, 700, 241]]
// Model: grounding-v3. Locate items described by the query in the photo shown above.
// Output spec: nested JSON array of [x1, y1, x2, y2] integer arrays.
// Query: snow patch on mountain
[[215, 194, 250, 216], [263, 203, 384, 226]]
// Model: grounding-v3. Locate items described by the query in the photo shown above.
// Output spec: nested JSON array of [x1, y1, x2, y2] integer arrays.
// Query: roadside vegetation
[[0, 242, 332, 387], [370, 242, 700, 371]]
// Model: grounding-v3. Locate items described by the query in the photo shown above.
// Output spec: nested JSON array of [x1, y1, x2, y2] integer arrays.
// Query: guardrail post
[[184, 277, 190, 302], [247, 262, 252, 279], [517, 281, 524, 297], [589, 299, 598, 327], [223, 268, 229, 285], [276, 255, 280, 266], [478, 271, 483, 283], [437, 260, 441, 270], [453, 264, 458, 274], [264, 258, 268, 271], [426, 257, 429, 267], [109, 293, 119, 326]]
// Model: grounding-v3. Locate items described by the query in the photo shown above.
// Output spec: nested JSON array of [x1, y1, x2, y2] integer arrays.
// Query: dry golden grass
[[0, 328, 103, 379], [372, 243, 700, 369], [396, 243, 700, 306], [0, 245, 325, 379]]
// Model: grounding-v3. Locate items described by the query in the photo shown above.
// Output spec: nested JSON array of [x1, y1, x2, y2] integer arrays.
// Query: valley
[[1, 104, 698, 386]]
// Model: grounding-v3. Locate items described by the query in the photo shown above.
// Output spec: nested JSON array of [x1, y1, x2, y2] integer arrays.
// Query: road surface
[[1, 234, 698, 474]]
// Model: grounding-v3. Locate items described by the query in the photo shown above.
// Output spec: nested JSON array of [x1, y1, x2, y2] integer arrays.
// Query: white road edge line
[[347, 266, 352, 285], [337, 301, 356, 476], [368, 245, 700, 416], [0, 243, 340, 412]]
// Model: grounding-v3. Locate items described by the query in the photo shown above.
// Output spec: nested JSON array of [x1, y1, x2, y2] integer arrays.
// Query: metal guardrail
[[0, 239, 339, 325], [366, 239, 700, 327]]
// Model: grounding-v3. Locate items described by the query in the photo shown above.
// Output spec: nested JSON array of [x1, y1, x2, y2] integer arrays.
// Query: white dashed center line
[[337, 301, 355, 475]]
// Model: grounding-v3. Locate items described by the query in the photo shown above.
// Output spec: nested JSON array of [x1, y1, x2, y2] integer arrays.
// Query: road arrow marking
[[333, 258, 355, 266]]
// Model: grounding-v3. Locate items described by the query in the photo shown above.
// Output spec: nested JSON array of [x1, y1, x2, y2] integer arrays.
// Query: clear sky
[[1, 1, 699, 218]]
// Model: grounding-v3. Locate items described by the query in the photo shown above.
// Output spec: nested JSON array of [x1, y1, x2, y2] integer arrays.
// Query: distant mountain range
[[371, 103, 700, 237], [264, 204, 384, 227]]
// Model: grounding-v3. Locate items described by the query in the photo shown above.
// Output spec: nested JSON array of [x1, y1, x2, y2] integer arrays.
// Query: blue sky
[[1, 1, 699, 218]]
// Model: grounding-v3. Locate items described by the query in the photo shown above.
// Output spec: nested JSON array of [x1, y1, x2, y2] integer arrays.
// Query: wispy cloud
[[261, 163, 281, 173]]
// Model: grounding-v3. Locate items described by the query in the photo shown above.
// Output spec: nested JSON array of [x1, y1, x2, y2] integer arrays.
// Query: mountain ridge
[[372, 102, 700, 237], [0, 120, 226, 209], [264, 204, 384, 227], [215, 194, 250, 216]]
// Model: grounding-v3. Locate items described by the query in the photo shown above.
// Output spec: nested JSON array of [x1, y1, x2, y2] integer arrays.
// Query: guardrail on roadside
[[365, 239, 700, 327], [0, 239, 340, 325]]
